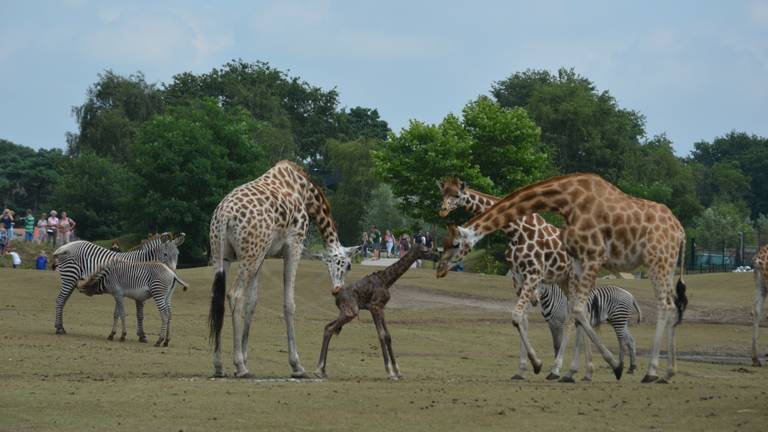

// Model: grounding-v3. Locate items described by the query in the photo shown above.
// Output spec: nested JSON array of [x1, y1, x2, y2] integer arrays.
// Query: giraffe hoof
[[558, 376, 576, 383], [613, 363, 624, 380], [581, 377, 592, 382], [119, 336, 126, 342], [55, 328, 66, 335], [510, 374, 525, 381], [641, 374, 659, 383], [532, 360, 543, 375], [107, 333, 115, 341], [291, 370, 311, 379], [546, 373, 560, 381], [235, 371, 254, 379]]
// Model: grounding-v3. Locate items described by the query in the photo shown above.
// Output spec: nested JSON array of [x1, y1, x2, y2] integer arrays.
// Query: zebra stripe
[[53, 233, 185, 335], [537, 283, 642, 373], [78, 259, 188, 346]]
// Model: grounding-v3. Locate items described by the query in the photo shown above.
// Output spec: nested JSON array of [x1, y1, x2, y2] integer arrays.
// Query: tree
[[67, 71, 163, 162], [336, 107, 390, 141], [492, 68, 645, 181], [325, 138, 381, 244], [374, 97, 544, 224], [690, 131, 768, 218], [0, 139, 64, 211], [48, 153, 138, 240], [689, 200, 755, 251], [617, 134, 703, 226], [130, 99, 268, 263]]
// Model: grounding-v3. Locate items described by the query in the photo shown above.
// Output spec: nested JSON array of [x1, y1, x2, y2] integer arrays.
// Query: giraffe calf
[[315, 243, 439, 380], [77, 260, 188, 346]]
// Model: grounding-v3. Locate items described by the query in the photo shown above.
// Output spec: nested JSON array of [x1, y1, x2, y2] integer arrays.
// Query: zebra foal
[[77, 260, 188, 347], [536, 283, 642, 381], [53, 232, 185, 335]]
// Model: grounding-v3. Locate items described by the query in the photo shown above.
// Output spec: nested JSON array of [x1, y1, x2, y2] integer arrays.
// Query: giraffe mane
[[280, 160, 338, 234]]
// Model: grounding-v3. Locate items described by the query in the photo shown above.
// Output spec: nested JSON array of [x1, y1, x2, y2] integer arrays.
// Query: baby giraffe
[[315, 242, 438, 380]]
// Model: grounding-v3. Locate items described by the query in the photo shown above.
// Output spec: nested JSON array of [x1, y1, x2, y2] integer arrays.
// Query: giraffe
[[208, 160, 360, 378], [439, 177, 570, 378], [436, 173, 688, 383], [752, 245, 768, 366]]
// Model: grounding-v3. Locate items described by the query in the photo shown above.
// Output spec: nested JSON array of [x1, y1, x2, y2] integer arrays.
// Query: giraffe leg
[[752, 271, 767, 367], [626, 330, 637, 374], [315, 315, 354, 378], [230, 265, 254, 378], [511, 277, 543, 375], [643, 270, 673, 383], [512, 308, 530, 380], [211, 260, 231, 378], [561, 326, 585, 382], [283, 242, 308, 378], [240, 263, 263, 366], [379, 310, 402, 379], [582, 335, 594, 381], [372, 309, 399, 379], [136, 300, 147, 343]]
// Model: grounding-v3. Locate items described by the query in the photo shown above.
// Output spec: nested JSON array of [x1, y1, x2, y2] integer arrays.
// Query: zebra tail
[[174, 275, 190, 292], [208, 271, 226, 350], [633, 298, 642, 324]]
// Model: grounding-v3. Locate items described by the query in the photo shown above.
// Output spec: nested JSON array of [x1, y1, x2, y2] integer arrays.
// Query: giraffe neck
[[463, 175, 580, 242], [462, 188, 500, 214], [379, 247, 422, 287], [305, 181, 341, 251]]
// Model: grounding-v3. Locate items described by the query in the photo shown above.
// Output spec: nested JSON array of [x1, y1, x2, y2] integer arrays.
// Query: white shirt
[[9, 251, 21, 265]]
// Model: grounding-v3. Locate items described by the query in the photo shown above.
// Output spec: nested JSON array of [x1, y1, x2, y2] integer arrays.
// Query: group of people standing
[[361, 225, 433, 261], [0, 208, 76, 265]]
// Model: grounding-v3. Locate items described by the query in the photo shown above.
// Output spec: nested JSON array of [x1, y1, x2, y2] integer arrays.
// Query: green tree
[[690, 200, 755, 250], [130, 99, 267, 263], [336, 107, 390, 141], [492, 68, 645, 181], [374, 97, 544, 223], [0, 139, 64, 211], [325, 138, 381, 244], [67, 71, 163, 162], [48, 153, 138, 240]]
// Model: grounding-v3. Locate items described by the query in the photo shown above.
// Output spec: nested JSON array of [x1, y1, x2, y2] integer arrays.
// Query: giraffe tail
[[208, 271, 226, 350], [674, 235, 688, 326]]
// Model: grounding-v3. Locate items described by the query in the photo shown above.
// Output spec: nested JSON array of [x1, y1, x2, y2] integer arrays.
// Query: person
[[384, 230, 394, 258], [46, 211, 59, 246], [24, 209, 35, 242], [360, 232, 370, 258], [1, 209, 13, 242], [399, 233, 410, 258], [0, 227, 7, 255], [58, 211, 76, 245], [36, 251, 48, 270], [36, 213, 47, 244], [8, 247, 22, 269], [110, 241, 122, 252], [370, 225, 382, 260], [425, 232, 433, 249]]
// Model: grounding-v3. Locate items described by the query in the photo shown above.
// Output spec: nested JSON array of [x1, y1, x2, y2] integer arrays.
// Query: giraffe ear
[[344, 245, 362, 257], [174, 233, 186, 246], [457, 226, 473, 239]]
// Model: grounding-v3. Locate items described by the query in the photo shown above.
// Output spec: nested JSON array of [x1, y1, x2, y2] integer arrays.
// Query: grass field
[[2, 262, 767, 431]]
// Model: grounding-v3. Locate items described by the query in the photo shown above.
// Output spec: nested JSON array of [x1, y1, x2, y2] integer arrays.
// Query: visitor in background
[[425, 232, 433, 250], [8, 247, 22, 269], [36, 251, 48, 270], [110, 241, 122, 252], [46, 211, 59, 246], [360, 232, 370, 258], [370, 225, 382, 260], [1, 209, 13, 242], [0, 227, 7, 255], [24, 209, 35, 242], [384, 230, 394, 258], [399, 233, 411, 258], [36, 213, 47, 244], [58, 211, 76, 245]]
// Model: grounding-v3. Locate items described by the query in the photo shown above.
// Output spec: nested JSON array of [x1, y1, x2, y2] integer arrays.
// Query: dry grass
[[1, 262, 767, 431]]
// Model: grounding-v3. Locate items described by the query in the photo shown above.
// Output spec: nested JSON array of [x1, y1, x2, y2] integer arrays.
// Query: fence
[[686, 234, 765, 274]]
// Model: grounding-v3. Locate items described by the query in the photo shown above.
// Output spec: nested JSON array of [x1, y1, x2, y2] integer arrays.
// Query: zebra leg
[[752, 271, 767, 367], [135, 300, 147, 343], [154, 306, 170, 347], [117, 297, 127, 342], [283, 243, 308, 378], [624, 328, 637, 374], [512, 308, 530, 380], [561, 326, 584, 382], [54, 274, 79, 334], [108, 300, 119, 340]]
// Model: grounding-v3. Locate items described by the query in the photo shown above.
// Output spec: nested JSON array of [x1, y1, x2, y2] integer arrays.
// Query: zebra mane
[[128, 233, 170, 252]]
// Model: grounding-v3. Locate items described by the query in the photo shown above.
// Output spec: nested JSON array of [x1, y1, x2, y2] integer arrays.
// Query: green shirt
[[25, 215, 35, 232]]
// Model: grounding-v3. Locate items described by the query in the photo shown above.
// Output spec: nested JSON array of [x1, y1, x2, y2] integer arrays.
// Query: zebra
[[53, 232, 185, 336], [77, 259, 188, 346], [536, 283, 642, 381]]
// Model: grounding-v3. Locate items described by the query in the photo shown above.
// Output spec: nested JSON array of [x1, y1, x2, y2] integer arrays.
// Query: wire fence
[[686, 233, 766, 274]]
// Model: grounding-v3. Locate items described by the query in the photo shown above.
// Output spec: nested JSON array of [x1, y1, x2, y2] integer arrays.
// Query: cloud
[[748, 0, 768, 25]]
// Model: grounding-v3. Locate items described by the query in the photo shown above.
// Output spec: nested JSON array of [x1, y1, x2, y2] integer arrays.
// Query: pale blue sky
[[1, 1, 766, 156]]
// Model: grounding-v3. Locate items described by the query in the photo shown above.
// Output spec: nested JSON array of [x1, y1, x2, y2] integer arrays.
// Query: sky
[[1, 1, 767, 156]]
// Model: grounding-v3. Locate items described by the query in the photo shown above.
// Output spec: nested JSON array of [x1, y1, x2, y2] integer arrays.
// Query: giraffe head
[[438, 177, 467, 217], [319, 246, 361, 294], [436, 225, 477, 278]]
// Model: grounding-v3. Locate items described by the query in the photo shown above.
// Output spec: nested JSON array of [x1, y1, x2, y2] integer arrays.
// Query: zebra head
[[436, 225, 475, 278], [438, 177, 467, 217], [151, 232, 185, 270], [317, 245, 361, 295]]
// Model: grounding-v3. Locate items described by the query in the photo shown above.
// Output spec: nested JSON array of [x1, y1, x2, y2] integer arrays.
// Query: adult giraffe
[[208, 161, 359, 378], [437, 173, 688, 383], [752, 245, 768, 366], [439, 177, 570, 379]]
